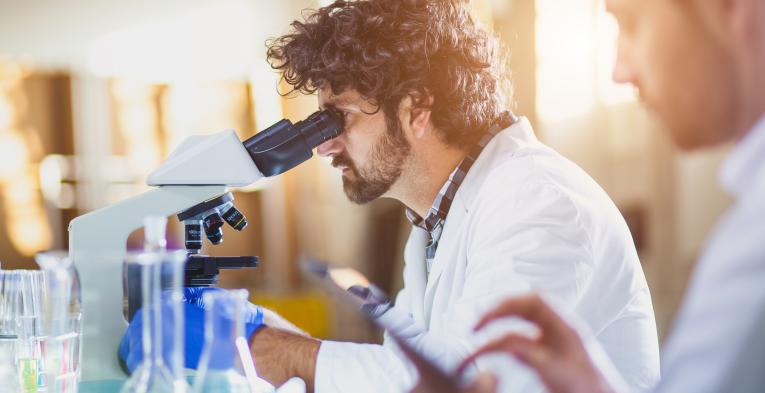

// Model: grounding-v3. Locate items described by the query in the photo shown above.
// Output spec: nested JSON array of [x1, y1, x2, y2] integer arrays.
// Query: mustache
[[331, 152, 355, 169]]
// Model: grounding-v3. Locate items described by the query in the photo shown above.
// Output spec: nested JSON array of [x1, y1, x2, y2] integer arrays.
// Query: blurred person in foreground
[[245, 0, 659, 392], [419, 0, 765, 392]]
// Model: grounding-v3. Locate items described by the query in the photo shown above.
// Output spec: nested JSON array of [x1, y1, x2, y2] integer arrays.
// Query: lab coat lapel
[[422, 195, 467, 323], [420, 118, 536, 323], [403, 226, 428, 326]]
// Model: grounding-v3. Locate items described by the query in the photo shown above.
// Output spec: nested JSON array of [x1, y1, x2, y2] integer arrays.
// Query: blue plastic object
[[119, 288, 264, 373]]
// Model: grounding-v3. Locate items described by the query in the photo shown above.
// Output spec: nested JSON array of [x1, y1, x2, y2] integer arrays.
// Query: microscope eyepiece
[[298, 109, 344, 147], [243, 109, 343, 177]]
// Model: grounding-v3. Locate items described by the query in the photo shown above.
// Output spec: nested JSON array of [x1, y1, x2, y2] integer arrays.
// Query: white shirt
[[314, 118, 660, 393], [655, 115, 765, 392]]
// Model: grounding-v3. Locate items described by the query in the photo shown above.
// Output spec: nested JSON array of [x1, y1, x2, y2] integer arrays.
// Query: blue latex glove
[[119, 287, 264, 374]]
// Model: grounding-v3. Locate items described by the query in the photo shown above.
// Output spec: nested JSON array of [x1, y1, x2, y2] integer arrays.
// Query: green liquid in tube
[[18, 358, 39, 393]]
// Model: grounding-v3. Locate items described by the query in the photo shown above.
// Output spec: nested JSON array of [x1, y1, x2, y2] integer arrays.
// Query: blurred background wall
[[0, 0, 731, 343]]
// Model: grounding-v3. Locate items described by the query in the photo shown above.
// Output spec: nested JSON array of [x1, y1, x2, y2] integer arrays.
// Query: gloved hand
[[119, 287, 265, 374], [183, 286, 264, 319]]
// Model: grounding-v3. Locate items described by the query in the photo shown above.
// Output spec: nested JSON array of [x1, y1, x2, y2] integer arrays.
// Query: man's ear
[[408, 92, 434, 139]]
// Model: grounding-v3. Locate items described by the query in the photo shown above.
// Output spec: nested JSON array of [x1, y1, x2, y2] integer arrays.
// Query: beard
[[332, 116, 411, 204]]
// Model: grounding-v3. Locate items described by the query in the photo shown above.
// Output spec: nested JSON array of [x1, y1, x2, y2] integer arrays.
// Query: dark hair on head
[[266, 0, 512, 147]]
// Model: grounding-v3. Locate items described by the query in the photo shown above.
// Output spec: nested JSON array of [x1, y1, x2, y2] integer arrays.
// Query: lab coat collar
[[720, 114, 765, 198], [453, 117, 539, 211], [423, 117, 538, 302]]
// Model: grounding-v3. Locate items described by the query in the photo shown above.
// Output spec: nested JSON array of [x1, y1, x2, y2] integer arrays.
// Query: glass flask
[[142, 216, 188, 390], [193, 289, 273, 393], [35, 251, 82, 393], [120, 248, 189, 393]]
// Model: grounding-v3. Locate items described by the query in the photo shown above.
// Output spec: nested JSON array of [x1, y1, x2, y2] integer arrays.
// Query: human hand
[[456, 295, 615, 393], [118, 287, 264, 373], [409, 372, 498, 393]]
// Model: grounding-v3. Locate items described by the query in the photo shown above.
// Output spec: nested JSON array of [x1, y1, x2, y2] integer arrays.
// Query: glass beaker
[[35, 251, 81, 393], [0, 269, 51, 393], [193, 289, 273, 393], [120, 250, 189, 393]]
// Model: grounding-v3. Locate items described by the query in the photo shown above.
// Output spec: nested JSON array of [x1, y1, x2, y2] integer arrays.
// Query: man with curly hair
[[245, 1, 659, 392]]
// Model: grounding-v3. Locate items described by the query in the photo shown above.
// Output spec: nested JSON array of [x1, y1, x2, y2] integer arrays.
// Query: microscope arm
[[70, 185, 226, 380]]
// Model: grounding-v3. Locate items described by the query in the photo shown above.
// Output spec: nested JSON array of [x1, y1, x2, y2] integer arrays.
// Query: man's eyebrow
[[320, 102, 346, 111], [319, 103, 331, 110], [329, 92, 363, 105], [324, 100, 362, 113]]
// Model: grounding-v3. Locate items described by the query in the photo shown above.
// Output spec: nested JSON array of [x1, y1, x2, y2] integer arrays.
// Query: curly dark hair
[[266, 0, 511, 147]]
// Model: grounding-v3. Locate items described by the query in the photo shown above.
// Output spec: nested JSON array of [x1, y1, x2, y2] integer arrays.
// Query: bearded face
[[331, 114, 411, 204]]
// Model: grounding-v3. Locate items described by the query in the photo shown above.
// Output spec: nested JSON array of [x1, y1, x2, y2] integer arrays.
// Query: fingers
[[473, 295, 543, 330], [474, 295, 570, 339], [466, 373, 498, 393], [182, 287, 218, 307], [456, 333, 542, 375]]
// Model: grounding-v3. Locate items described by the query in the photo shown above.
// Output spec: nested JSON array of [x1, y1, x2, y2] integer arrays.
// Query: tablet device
[[302, 259, 459, 390]]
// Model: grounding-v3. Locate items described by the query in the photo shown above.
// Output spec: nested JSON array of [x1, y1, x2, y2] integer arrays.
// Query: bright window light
[[536, 0, 635, 124]]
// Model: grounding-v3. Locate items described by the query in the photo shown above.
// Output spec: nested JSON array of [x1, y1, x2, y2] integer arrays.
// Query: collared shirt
[[720, 114, 765, 197], [652, 114, 765, 393], [405, 111, 517, 276]]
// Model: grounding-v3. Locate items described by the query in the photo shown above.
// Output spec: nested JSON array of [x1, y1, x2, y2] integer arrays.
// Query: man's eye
[[328, 108, 348, 119], [328, 109, 349, 128]]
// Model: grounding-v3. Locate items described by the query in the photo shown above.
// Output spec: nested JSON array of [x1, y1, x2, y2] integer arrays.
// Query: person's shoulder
[[705, 185, 765, 260], [468, 138, 622, 231], [458, 120, 613, 216], [476, 143, 580, 202], [469, 154, 582, 224], [462, 128, 554, 192]]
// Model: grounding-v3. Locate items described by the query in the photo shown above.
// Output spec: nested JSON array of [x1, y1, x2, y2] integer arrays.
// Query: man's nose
[[317, 136, 343, 157]]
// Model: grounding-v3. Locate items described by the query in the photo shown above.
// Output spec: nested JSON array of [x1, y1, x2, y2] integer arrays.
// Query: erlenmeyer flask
[[142, 216, 188, 390], [193, 289, 273, 393], [162, 250, 190, 392], [121, 215, 188, 393], [121, 250, 188, 393]]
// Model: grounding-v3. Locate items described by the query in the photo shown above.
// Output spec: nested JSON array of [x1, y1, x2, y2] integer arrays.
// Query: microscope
[[68, 110, 342, 382]]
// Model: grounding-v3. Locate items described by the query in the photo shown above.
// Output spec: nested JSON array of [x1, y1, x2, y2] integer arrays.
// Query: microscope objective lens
[[221, 205, 248, 231], [203, 212, 224, 244], [184, 221, 203, 252]]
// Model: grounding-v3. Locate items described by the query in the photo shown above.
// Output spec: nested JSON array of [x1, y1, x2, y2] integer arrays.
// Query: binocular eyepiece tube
[[243, 109, 343, 177], [178, 110, 342, 253]]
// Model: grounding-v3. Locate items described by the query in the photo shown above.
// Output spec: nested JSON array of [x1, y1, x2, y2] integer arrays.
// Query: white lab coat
[[653, 115, 765, 392], [314, 118, 660, 392]]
